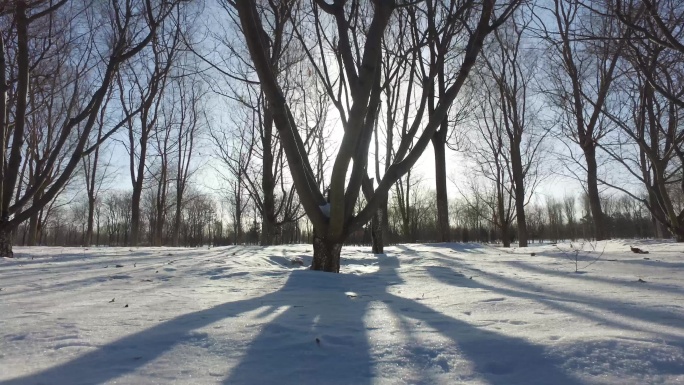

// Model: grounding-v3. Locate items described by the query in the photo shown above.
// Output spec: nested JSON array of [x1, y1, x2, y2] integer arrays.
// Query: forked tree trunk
[[0, 227, 13, 258], [311, 235, 341, 273]]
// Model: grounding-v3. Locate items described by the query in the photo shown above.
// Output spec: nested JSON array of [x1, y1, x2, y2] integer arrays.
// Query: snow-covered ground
[[1, 240, 683, 385]]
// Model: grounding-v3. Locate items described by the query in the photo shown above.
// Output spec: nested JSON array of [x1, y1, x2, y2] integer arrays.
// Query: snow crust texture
[[1, 240, 683, 384]]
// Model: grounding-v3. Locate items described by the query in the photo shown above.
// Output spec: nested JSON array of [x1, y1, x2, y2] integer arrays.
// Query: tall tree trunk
[[96, 211, 100, 246], [501, 222, 511, 248], [86, 196, 96, 245], [154, 164, 167, 247], [172, 197, 182, 246], [261, 104, 276, 246], [154, 201, 164, 246], [261, 215, 275, 246], [496, 185, 511, 248], [0, 3, 29, 258], [371, 206, 384, 254], [510, 142, 528, 246], [129, 129, 148, 246], [85, 126, 102, 247], [584, 146, 607, 240], [130, 186, 142, 246], [311, 234, 341, 273], [381, 197, 389, 243], [647, 191, 668, 238], [234, 195, 244, 245], [432, 125, 450, 242], [26, 187, 46, 246], [0, 31, 7, 236], [657, 221, 669, 239]]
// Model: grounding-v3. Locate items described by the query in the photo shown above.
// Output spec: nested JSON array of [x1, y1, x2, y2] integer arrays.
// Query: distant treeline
[[13, 189, 664, 248]]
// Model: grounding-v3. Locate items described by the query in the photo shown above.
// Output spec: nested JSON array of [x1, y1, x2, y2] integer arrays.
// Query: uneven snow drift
[[1, 240, 683, 384]]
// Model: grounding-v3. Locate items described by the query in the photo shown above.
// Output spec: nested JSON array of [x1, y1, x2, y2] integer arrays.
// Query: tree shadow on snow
[[2, 249, 582, 385], [425, 255, 684, 341], [397, 242, 487, 254], [508, 260, 684, 297]]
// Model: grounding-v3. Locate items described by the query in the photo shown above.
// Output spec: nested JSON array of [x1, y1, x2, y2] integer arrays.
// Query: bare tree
[[546, 196, 564, 242], [170, 75, 204, 246], [393, 171, 427, 242], [610, 0, 684, 107], [82, 89, 116, 246], [0, 0, 181, 257], [466, 95, 517, 246], [119, 14, 183, 246], [214, 107, 255, 245], [540, 0, 626, 241], [463, 8, 545, 247], [600, 50, 684, 240], [480, 8, 547, 246], [454, 179, 495, 242], [12, 8, 87, 246], [150, 122, 171, 246], [424, 1, 478, 243], [204, 0, 318, 246], [370, 12, 419, 252], [234, 0, 519, 271]]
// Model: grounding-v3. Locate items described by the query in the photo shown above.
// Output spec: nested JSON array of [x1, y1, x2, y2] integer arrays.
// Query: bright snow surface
[[1, 240, 683, 385]]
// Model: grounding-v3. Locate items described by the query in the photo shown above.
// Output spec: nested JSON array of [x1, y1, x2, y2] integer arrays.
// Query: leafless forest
[[0, 0, 682, 271]]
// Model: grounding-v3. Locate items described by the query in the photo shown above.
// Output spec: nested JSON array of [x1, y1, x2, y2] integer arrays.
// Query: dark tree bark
[[510, 142, 528, 246], [0, 25, 6, 230], [584, 145, 607, 240], [425, 0, 456, 245], [260, 103, 277, 246], [129, 131, 148, 247], [0, 227, 12, 258], [0, 2, 29, 257], [497, 194, 511, 247], [84, 112, 106, 246], [432, 125, 450, 242], [153, 156, 168, 247], [371, 207, 384, 254], [26, 198, 42, 246], [311, 234, 342, 273]]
